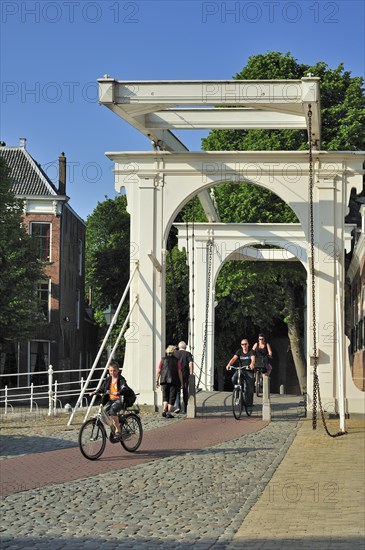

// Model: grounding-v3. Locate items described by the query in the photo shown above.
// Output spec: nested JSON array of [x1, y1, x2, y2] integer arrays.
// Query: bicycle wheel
[[120, 413, 143, 452], [244, 394, 253, 417], [232, 386, 243, 420], [255, 372, 261, 397], [78, 418, 107, 460]]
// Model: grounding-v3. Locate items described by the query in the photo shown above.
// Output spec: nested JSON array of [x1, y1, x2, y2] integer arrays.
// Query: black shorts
[[161, 383, 178, 405]]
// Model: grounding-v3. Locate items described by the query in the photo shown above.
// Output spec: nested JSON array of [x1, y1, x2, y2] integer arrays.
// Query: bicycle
[[230, 365, 253, 419], [255, 367, 265, 397], [78, 392, 143, 460]]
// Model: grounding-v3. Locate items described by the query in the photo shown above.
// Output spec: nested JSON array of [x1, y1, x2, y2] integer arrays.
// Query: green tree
[[86, 195, 130, 312], [85, 195, 131, 359], [0, 156, 45, 345], [165, 246, 189, 345], [201, 52, 364, 392], [203, 52, 365, 151], [165, 196, 207, 346]]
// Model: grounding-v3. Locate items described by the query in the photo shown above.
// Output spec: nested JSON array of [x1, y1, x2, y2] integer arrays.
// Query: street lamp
[[103, 304, 115, 326]]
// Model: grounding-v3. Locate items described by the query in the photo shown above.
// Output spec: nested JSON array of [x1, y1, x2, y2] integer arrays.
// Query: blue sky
[[1, 0, 364, 220]]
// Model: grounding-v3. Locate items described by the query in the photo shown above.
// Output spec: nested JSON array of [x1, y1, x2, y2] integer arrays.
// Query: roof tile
[[0, 146, 59, 196]]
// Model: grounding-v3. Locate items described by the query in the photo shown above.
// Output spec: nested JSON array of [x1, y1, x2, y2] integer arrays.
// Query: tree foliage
[[0, 156, 46, 345], [85, 195, 130, 314], [202, 52, 365, 152], [165, 246, 189, 345], [85, 195, 131, 362]]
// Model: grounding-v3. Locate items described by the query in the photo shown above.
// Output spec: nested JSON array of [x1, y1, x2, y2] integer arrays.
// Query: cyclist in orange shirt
[[97, 360, 127, 441]]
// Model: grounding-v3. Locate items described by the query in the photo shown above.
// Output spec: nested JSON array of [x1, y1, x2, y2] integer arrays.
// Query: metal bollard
[[187, 374, 196, 418], [262, 376, 271, 421], [280, 384, 285, 395]]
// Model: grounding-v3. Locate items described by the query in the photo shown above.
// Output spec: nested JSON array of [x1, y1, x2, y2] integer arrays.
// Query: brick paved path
[[1, 415, 267, 496]]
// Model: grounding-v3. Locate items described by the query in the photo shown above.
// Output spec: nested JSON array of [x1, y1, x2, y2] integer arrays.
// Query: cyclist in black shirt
[[226, 339, 255, 407], [252, 333, 273, 377]]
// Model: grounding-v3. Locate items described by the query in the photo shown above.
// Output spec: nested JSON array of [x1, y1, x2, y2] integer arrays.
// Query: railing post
[[187, 374, 196, 418], [54, 380, 58, 416], [48, 365, 54, 417], [5, 385, 8, 415], [30, 383, 34, 412], [262, 375, 271, 421]]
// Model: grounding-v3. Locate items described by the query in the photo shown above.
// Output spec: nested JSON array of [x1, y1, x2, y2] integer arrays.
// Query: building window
[[30, 222, 51, 261], [0, 343, 18, 388], [37, 279, 50, 322], [29, 340, 50, 386]]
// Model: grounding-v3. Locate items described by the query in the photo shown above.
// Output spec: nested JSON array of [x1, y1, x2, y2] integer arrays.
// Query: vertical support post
[[54, 381, 58, 416], [335, 260, 346, 432], [5, 385, 8, 415], [48, 365, 53, 417], [30, 383, 34, 412], [187, 374, 196, 418], [262, 376, 271, 421]]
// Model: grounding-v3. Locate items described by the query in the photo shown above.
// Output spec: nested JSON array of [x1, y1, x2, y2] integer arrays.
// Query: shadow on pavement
[[196, 392, 306, 420], [0, 435, 77, 458], [2, 534, 364, 550]]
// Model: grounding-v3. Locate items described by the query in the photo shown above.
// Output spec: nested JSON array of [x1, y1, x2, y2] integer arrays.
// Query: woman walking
[[156, 345, 183, 418]]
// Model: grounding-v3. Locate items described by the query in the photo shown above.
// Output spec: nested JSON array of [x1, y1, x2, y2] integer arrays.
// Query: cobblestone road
[[1, 393, 363, 549]]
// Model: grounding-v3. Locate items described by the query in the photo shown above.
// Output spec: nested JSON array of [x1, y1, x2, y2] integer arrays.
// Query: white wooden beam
[[141, 109, 306, 130], [99, 76, 321, 148], [100, 78, 319, 107]]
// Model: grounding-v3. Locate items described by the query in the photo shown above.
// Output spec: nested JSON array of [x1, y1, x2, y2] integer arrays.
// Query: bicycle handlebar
[[228, 365, 252, 370], [89, 389, 121, 397]]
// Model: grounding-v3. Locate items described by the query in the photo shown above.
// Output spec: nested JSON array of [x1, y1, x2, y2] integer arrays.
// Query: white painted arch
[[107, 150, 364, 414]]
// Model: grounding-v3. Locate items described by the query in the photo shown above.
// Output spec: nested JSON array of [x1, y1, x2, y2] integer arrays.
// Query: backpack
[[159, 356, 180, 386], [123, 385, 136, 407]]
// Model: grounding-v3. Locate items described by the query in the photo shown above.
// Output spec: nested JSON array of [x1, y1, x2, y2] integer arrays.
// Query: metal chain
[[308, 105, 318, 429], [308, 106, 345, 438], [186, 214, 191, 350], [191, 197, 196, 356], [196, 238, 213, 390]]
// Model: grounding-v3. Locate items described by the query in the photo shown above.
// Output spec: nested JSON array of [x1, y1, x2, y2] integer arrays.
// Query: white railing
[[0, 365, 104, 416], [1, 262, 140, 421], [67, 261, 139, 426]]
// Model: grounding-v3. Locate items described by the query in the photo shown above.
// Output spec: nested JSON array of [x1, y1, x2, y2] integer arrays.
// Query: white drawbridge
[[92, 76, 364, 417]]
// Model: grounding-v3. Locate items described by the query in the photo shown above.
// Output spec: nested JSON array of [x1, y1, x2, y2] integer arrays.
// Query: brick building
[[0, 139, 98, 389]]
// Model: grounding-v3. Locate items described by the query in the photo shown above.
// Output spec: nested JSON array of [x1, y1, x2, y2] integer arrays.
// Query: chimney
[[58, 152, 66, 195], [19, 137, 27, 148]]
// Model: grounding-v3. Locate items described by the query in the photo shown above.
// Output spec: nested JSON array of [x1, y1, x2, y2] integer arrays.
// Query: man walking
[[174, 341, 194, 414]]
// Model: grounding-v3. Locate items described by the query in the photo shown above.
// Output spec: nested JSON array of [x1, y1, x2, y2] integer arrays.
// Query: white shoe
[[174, 408, 180, 414]]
